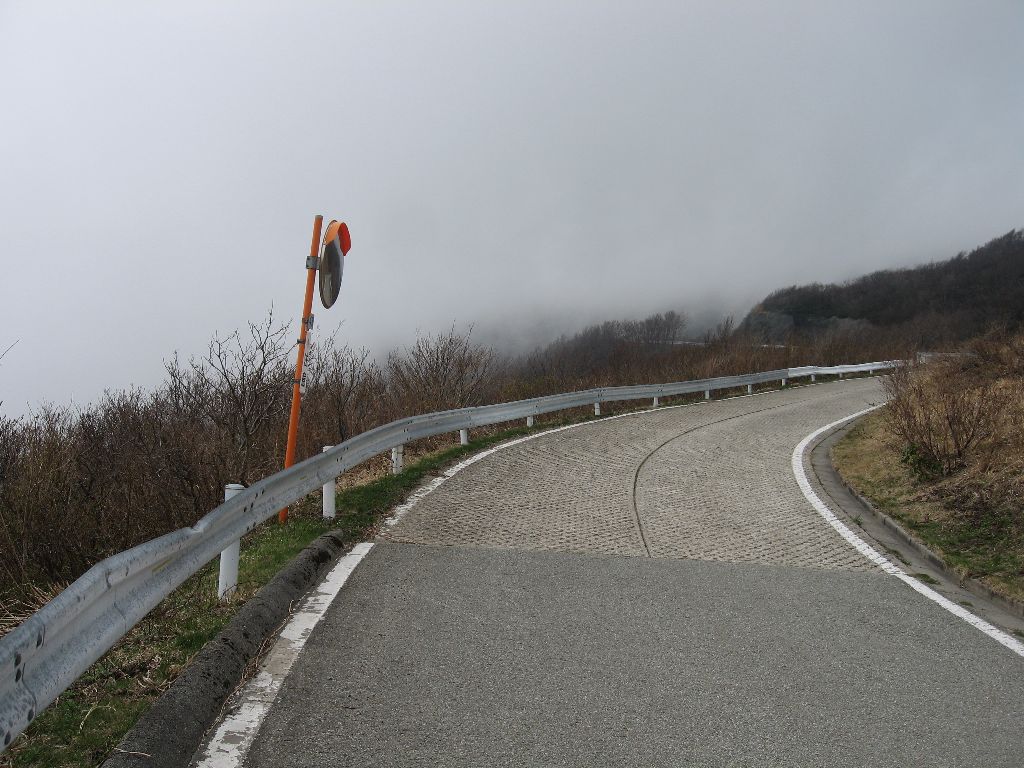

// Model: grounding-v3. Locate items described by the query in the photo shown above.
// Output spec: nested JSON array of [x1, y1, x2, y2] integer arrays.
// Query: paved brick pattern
[[381, 380, 885, 571], [637, 399, 876, 569]]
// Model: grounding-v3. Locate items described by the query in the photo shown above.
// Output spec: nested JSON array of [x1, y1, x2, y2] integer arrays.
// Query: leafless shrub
[[0, 307, 921, 599], [385, 326, 497, 415], [883, 358, 1014, 477], [300, 337, 385, 451], [165, 311, 292, 484]]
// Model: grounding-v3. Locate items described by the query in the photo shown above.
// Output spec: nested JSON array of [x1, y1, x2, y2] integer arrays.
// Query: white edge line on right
[[792, 404, 1024, 658]]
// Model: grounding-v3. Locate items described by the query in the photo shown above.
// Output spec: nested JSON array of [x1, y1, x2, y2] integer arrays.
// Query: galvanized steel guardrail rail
[[0, 361, 896, 749]]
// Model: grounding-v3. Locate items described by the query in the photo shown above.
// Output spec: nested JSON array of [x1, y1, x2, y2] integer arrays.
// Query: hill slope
[[743, 230, 1024, 343]]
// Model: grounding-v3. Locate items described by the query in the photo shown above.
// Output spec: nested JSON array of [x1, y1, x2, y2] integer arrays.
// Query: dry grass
[[0, 583, 68, 638], [834, 410, 1024, 603]]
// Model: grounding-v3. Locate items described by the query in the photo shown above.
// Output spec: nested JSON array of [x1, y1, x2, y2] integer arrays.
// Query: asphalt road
[[233, 380, 1024, 767]]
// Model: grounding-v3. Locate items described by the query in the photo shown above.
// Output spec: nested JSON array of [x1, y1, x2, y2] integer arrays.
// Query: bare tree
[[165, 311, 292, 483], [386, 326, 497, 415]]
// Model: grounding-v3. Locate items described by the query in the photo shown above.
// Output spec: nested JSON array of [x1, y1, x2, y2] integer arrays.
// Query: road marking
[[191, 381, 880, 765], [191, 542, 374, 768], [194, 387, 796, 764], [792, 407, 1024, 658]]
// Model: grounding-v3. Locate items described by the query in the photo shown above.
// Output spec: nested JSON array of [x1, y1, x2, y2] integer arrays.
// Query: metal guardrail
[[0, 361, 896, 750]]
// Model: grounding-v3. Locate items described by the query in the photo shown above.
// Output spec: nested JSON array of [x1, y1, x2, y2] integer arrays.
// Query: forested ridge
[[745, 230, 1024, 342]]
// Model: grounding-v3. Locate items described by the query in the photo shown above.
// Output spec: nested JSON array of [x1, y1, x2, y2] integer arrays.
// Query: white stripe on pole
[[322, 447, 336, 520], [217, 484, 245, 599]]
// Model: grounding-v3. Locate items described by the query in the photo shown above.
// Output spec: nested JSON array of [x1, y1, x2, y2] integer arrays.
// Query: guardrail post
[[652, 396, 660, 408], [811, 373, 816, 382], [839, 372, 844, 379], [217, 483, 245, 600], [391, 445, 404, 475], [746, 384, 753, 394], [322, 446, 336, 520], [594, 402, 601, 416], [459, 428, 469, 446], [781, 378, 787, 387], [705, 389, 711, 400], [526, 415, 534, 427]]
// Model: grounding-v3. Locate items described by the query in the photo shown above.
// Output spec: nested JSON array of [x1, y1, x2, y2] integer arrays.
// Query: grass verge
[[832, 410, 1024, 604]]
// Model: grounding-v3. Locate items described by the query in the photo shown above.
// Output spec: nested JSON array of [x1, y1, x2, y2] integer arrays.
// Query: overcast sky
[[1, 1, 1022, 414]]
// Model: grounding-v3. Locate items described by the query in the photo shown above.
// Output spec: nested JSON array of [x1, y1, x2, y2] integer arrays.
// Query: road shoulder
[[808, 418, 1024, 640]]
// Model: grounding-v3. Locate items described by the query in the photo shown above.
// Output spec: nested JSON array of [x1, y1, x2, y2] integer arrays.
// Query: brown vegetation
[[883, 332, 1024, 498], [831, 331, 1024, 602], [857, 330, 1024, 599], [0, 310, 911, 599]]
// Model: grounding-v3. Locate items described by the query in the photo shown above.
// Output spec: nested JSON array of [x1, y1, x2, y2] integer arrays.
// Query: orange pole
[[280, 214, 323, 523]]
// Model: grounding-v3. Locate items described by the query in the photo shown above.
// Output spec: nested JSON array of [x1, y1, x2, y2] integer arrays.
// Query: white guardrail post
[[459, 428, 469, 446], [652, 396, 660, 407], [0, 358, 900, 753], [217, 484, 245, 600], [322, 446, 336, 520]]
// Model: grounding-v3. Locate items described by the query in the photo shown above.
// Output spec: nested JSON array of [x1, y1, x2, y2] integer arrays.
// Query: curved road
[[208, 380, 1024, 767]]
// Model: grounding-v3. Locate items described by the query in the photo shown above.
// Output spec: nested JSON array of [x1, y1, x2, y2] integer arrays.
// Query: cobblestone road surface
[[230, 379, 1023, 768], [383, 380, 881, 570]]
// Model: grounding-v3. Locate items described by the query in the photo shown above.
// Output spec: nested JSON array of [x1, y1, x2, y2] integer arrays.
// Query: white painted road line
[[793, 407, 1024, 659], [191, 542, 375, 768], [193, 389, 785, 764]]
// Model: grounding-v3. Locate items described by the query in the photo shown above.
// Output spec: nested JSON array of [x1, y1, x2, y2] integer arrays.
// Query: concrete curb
[[100, 529, 352, 768], [819, 420, 1024, 621]]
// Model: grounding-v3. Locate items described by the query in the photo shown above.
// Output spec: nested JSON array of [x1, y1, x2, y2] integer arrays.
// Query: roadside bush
[[0, 308, 909, 599], [883, 355, 1015, 477], [385, 326, 498, 415]]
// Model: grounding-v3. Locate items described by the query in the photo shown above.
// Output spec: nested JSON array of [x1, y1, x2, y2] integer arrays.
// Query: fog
[[2, 1, 1022, 414]]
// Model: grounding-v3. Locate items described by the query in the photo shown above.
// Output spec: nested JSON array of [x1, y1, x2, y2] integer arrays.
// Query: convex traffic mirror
[[319, 220, 351, 309]]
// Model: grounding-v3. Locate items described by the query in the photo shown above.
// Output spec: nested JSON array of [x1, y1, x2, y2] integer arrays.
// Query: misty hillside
[[743, 230, 1024, 343]]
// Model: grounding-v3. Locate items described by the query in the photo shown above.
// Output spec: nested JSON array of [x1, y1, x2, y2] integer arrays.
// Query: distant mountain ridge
[[743, 230, 1024, 343]]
